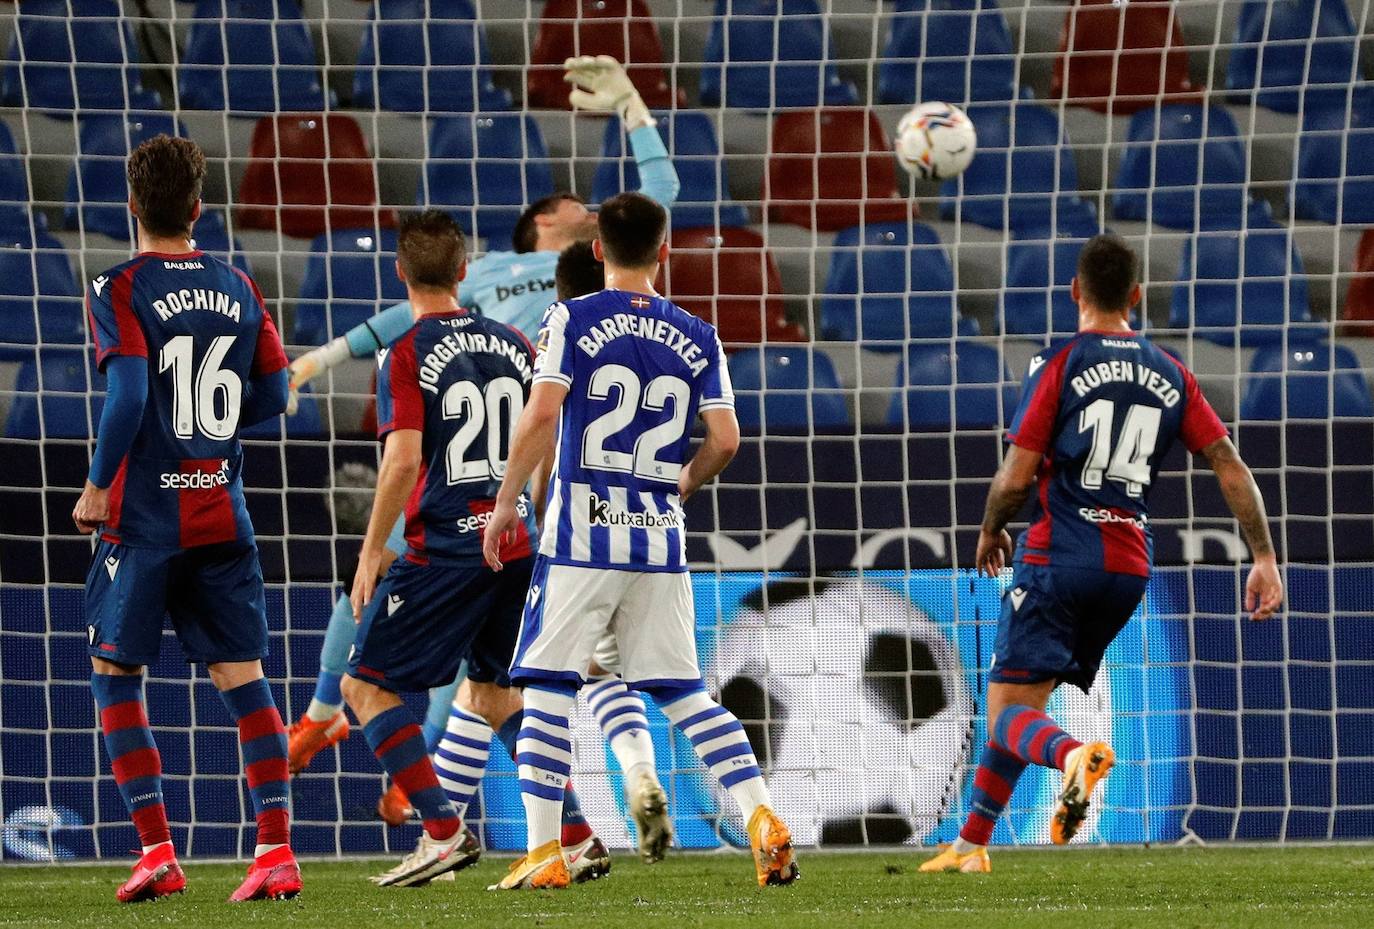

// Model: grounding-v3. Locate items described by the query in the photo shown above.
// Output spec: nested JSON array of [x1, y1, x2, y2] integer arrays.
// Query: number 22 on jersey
[[579, 363, 690, 483]]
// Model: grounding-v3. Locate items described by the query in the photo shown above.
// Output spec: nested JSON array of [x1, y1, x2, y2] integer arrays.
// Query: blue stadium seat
[[821, 222, 979, 349], [0, 231, 84, 357], [1171, 219, 1317, 346], [591, 112, 749, 230], [0, 122, 43, 235], [1226, 0, 1359, 114], [419, 115, 555, 251], [1, 0, 162, 112], [4, 348, 103, 440], [887, 343, 1014, 430], [878, 0, 1020, 105], [1240, 343, 1374, 420], [352, 0, 512, 113], [65, 114, 189, 241], [1294, 85, 1374, 225], [190, 211, 253, 275], [241, 384, 324, 438], [730, 346, 850, 431], [178, 0, 332, 112], [939, 102, 1096, 233], [1112, 104, 1250, 230], [1001, 228, 1098, 338], [293, 229, 407, 346], [700, 0, 859, 108]]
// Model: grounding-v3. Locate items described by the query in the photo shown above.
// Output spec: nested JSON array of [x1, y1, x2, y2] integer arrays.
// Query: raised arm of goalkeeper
[[286, 56, 678, 410]]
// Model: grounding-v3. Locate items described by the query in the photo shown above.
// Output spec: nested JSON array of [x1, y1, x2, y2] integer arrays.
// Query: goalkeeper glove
[[564, 55, 654, 130]]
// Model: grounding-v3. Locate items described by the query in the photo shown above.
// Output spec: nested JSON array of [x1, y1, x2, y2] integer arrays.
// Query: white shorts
[[509, 557, 700, 690]]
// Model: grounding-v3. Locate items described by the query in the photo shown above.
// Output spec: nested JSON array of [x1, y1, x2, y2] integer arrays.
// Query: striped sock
[[585, 674, 656, 776], [516, 686, 575, 852], [218, 679, 291, 849], [992, 704, 1082, 771], [362, 705, 458, 841], [91, 673, 171, 850], [433, 705, 492, 821], [958, 743, 1027, 848], [657, 685, 770, 819], [422, 678, 463, 754], [497, 710, 593, 846]]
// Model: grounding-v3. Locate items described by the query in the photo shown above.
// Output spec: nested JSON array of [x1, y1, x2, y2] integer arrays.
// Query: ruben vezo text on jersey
[[1068, 361, 1181, 407]]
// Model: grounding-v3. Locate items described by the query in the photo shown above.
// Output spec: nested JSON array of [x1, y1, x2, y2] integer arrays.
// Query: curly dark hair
[[126, 135, 205, 239]]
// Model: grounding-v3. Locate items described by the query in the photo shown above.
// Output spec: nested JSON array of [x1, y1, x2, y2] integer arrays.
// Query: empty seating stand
[[888, 343, 1013, 430], [0, 230, 83, 355], [178, 0, 331, 112], [1227, 0, 1360, 114], [879, 0, 1021, 106], [528, 0, 682, 109], [1240, 343, 1374, 419], [663, 227, 806, 346], [700, 0, 859, 108], [66, 114, 189, 241], [729, 346, 851, 431], [1052, 0, 1197, 115], [293, 228, 408, 346], [1294, 85, 1374, 225]]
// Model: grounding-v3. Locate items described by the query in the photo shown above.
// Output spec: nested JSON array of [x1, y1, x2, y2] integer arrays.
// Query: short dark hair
[[127, 135, 205, 239], [512, 192, 584, 254], [596, 192, 667, 268], [397, 210, 466, 289], [1076, 234, 1140, 311], [555, 241, 605, 301]]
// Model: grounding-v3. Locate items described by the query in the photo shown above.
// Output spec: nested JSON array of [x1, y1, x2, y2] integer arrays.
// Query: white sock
[[659, 689, 771, 820], [584, 675, 658, 776], [141, 840, 172, 856], [305, 698, 339, 723], [517, 687, 575, 852], [254, 842, 286, 859], [951, 837, 983, 854]]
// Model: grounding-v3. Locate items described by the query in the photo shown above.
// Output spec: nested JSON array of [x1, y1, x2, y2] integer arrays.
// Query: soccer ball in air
[[704, 580, 975, 846], [894, 102, 977, 180]]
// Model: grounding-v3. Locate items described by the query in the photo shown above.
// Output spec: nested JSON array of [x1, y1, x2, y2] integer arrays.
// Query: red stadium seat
[[236, 114, 395, 239], [766, 109, 913, 231], [662, 227, 807, 347], [1051, 0, 1199, 115], [1342, 227, 1374, 336], [527, 0, 683, 109]]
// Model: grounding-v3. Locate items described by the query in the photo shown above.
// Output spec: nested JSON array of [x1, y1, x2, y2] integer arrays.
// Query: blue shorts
[[85, 539, 268, 666], [348, 556, 532, 693], [989, 561, 1147, 693]]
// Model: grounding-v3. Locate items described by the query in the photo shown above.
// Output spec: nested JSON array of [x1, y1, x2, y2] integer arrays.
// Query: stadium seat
[[1051, 0, 1198, 115], [178, 0, 332, 112], [766, 109, 913, 231], [1342, 228, 1374, 335], [237, 114, 395, 240], [1001, 229, 1098, 338], [66, 114, 190, 241], [419, 115, 555, 252], [821, 221, 977, 348], [1226, 0, 1359, 114], [1111, 104, 1251, 230], [729, 346, 850, 431], [1171, 219, 1317, 346], [662, 227, 806, 347], [0, 231, 83, 356], [887, 343, 1014, 430], [0, 121, 42, 234], [1293, 85, 1374, 225], [700, 0, 859, 109], [591, 112, 750, 230], [1, 0, 161, 112], [939, 102, 1096, 233], [3, 348, 102, 440], [190, 210, 252, 275], [241, 383, 324, 438], [293, 228, 408, 346], [528, 0, 682, 109], [352, 0, 511, 113], [1240, 343, 1374, 420], [878, 0, 1020, 105]]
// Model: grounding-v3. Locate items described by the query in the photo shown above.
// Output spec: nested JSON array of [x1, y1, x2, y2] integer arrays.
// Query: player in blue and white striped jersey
[[483, 192, 798, 890]]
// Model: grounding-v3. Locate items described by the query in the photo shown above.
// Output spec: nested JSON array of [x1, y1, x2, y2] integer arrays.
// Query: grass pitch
[[2, 847, 1372, 929]]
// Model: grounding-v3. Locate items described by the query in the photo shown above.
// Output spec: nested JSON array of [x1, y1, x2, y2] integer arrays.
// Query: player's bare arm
[[484, 381, 567, 570], [678, 407, 741, 502], [1201, 435, 1283, 621], [351, 428, 421, 619], [530, 453, 554, 527], [975, 444, 1042, 577]]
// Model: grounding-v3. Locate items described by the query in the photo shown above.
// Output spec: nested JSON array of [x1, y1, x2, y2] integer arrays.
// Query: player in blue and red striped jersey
[[922, 234, 1285, 874], [72, 135, 300, 902]]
